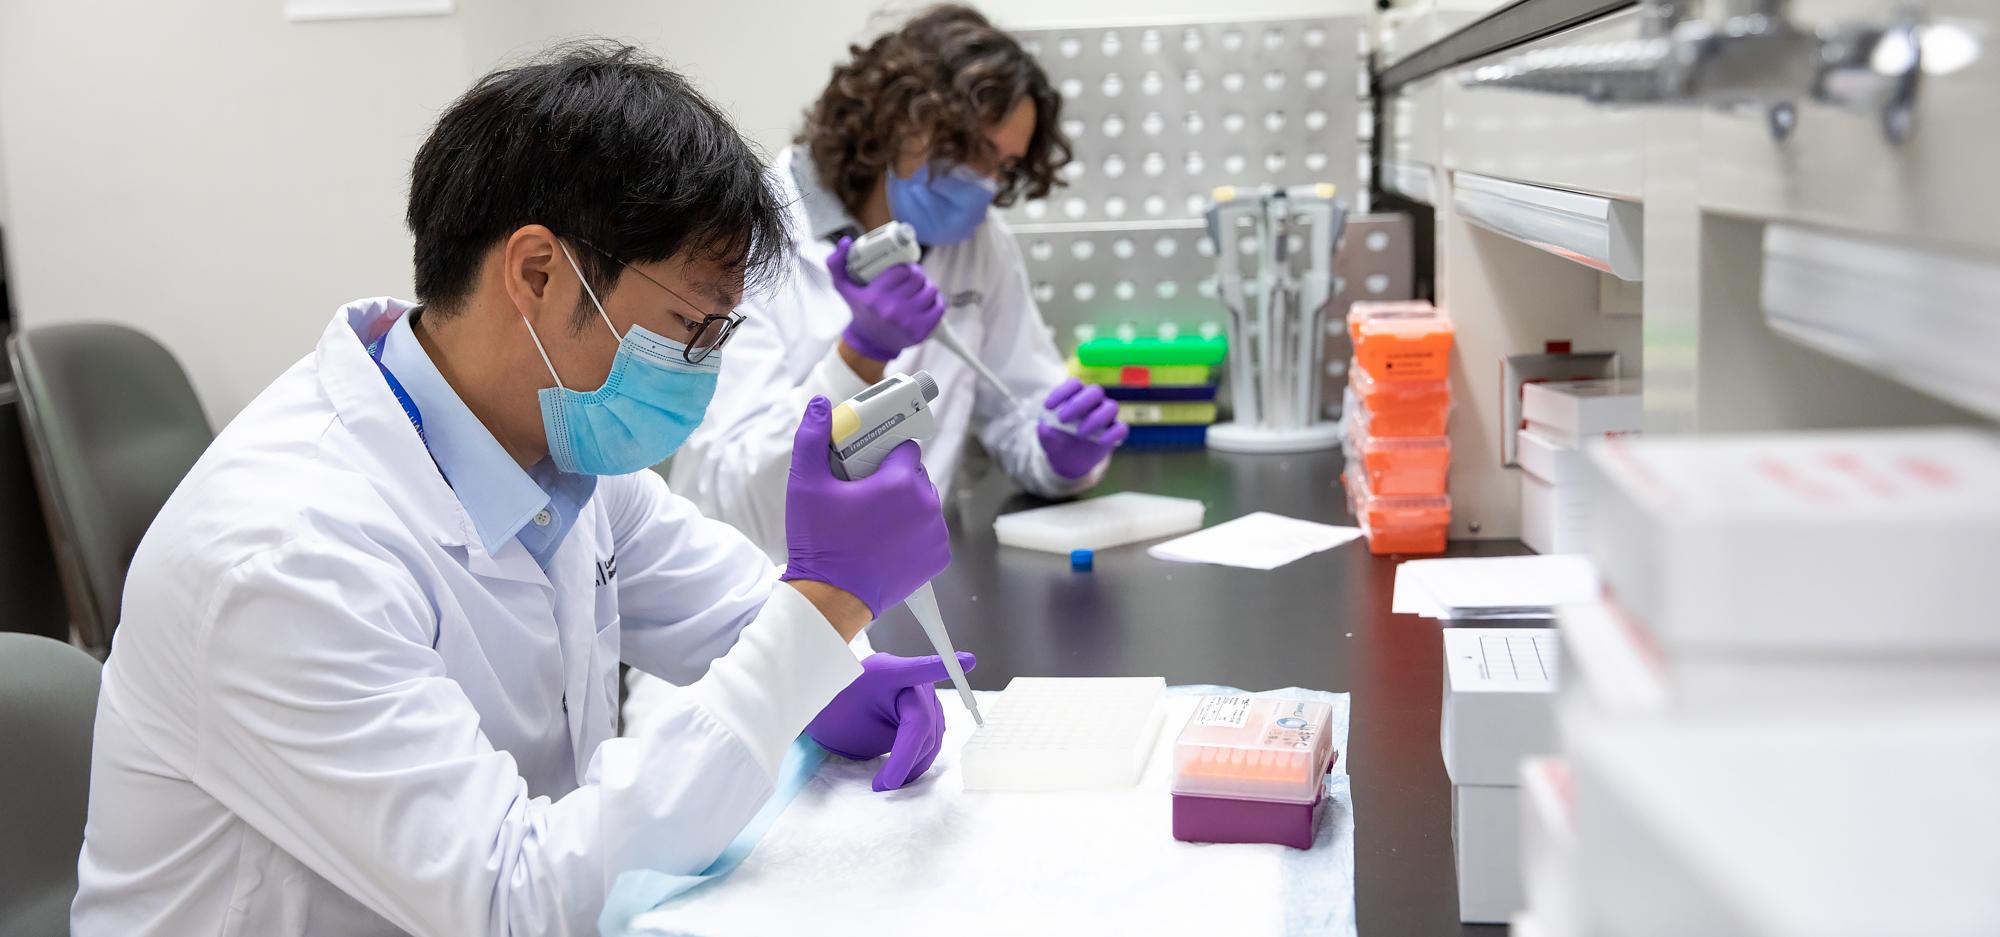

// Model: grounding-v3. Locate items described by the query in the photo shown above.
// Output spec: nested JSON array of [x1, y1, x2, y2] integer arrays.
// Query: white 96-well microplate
[[960, 677, 1168, 791]]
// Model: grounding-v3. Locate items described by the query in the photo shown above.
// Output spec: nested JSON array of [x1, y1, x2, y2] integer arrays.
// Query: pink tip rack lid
[[1172, 695, 1338, 804]]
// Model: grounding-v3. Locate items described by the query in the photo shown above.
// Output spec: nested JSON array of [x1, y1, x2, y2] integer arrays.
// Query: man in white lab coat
[[70, 44, 957, 937]]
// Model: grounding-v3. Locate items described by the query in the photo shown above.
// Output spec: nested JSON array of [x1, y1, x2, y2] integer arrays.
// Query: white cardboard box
[[1558, 601, 2000, 717], [1442, 629, 1559, 787], [1520, 379, 1641, 449], [1569, 703, 2000, 937], [1521, 471, 1590, 555], [1453, 783, 1523, 925], [1585, 428, 2000, 655], [1517, 426, 1589, 485], [1520, 757, 1585, 937]]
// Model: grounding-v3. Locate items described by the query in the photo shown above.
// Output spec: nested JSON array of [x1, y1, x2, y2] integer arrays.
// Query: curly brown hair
[[798, 4, 1072, 219]]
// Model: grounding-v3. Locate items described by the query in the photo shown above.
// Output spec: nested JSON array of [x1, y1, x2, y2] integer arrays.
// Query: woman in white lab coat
[[70, 43, 956, 937], [664, 4, 1132, 557]]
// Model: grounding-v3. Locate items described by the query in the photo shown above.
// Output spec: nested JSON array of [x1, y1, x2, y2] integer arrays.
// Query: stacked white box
[[1516, 380, 1638, 556], [1441, 629, 1558, 924], [1585, 428, 2000, 655], [1520, 379, 1642, 448], [1518, 428, 1592, 554], [1518, 758, 1582, 937], [1524, 428, 2000, 937]]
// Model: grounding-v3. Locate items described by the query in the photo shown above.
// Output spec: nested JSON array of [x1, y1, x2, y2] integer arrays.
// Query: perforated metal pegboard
[[1006, 16, 1369, 347]]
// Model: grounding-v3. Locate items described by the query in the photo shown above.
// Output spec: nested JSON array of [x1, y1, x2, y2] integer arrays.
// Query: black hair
[[408, 41, 791, 321]]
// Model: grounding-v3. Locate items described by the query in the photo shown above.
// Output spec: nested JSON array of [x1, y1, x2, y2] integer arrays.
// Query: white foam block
[[1442, 629, 1560, 787], [960, 677, 1166, 791], [1586, 428, 2000, 654], [993, 492, 1206, 554]]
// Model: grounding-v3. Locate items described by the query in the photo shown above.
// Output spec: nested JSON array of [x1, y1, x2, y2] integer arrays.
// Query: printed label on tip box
[[1194, 695, 1252, 728]]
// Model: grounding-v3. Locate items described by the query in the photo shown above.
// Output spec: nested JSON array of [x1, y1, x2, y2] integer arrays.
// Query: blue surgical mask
[[885, 163, 999, 246], [521, 244, 722, 475]]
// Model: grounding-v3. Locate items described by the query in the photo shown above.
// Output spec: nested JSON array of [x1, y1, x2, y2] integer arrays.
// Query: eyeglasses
[[570, 237, 745, 364]]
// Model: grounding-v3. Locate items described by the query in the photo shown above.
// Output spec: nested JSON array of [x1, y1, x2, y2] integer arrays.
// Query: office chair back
[[0, 632, 102, 937], [9, 324, 213, 652]]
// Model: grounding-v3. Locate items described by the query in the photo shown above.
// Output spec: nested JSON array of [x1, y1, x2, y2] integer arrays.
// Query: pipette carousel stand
[[1205, 184, 1347, 454]]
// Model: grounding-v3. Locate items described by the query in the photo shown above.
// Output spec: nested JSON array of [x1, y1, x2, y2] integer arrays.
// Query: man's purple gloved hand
[[779, 396, 951, 617], [1036, 377, 1130, 479], [807, 651, 978, 792], [827, 237, 947, 362]]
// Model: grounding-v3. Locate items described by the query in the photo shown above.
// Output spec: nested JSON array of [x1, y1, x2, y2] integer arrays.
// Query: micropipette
[[823, 370, 982, 726]]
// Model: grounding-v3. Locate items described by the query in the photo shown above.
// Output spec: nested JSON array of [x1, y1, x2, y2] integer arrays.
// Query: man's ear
[[498, 224, 566, 326]]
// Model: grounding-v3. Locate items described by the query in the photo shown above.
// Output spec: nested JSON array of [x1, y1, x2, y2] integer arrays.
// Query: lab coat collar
[[782, 146, 863, 244], [318, 298, 539, 583]]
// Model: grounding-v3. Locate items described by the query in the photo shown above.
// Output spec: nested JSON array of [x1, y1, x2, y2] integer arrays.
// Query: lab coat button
[[533, 509, 553, 527]]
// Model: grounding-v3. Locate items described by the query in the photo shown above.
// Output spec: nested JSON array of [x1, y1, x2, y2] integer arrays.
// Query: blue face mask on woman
[[519, 243, 722, 476], [885, 163, 999, 246]]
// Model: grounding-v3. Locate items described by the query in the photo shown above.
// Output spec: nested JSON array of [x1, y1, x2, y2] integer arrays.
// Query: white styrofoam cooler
[[1585, 428, 2000, 655]]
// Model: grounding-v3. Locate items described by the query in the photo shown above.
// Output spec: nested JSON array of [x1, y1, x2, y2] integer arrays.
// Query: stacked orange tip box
[[1342, 300, 1455, 555]]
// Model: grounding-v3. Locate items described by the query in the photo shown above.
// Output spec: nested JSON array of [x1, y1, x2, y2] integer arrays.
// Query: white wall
[[0, 0, 1354, 423]]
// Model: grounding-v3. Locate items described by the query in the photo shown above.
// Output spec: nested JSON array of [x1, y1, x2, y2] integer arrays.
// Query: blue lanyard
[[366, 336, 427, 446]]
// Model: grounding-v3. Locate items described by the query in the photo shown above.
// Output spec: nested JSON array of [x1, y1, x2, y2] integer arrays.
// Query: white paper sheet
[[1146, 512, 1364, 570], [1394, 555, 1599, 620]]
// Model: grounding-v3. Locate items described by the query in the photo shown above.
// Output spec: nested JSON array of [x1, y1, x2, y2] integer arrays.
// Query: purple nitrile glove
[[1036, 377, 1130, 479], [827, 237, 947, 362], [807, 651, 979, 792], [779, 396, 951, 617]]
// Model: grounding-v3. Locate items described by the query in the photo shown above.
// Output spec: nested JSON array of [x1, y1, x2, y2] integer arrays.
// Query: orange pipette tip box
[[1346, 466, 1451, 555], [1358, 431, 1451, 496], [1349, 362, 1451, 417], [1355, 314, 1455, 383], [1347, 299, 1438, 343]]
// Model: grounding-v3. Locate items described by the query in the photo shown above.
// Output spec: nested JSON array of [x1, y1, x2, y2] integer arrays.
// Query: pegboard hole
[[1029, 240, 1053, 262], [1154, 237, 1179, 258], [1220, 29, 1244, 52], [1222, 112, 1246, 134], [1100, 73, 1124, 98], [1365, 274, 1390, 295], [1099, 31, 1122, 56], [1140, 111, 1165, 136], [1221, 71, 1245, 93], [1140, 71, 1164, 96], [1058, 36, 1082, 58], [1114, 280, 1137, 301], [1141, 152, 1166, 177], [1365, 231, 1390, 252], [1103, 196, 1128, 219], [1111, 238, 1136, 260], [1143, 194, 1167, 216], [1073, 282, 1097, 302], [1223, 154, 1247, 175], [1156, 281, 1181, 299], [1102, 154, 1126, 178], [1071, 239, 1096, 261]]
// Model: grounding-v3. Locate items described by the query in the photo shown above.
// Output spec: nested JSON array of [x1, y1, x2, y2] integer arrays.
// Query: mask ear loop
[[558, 240, 623, 338]]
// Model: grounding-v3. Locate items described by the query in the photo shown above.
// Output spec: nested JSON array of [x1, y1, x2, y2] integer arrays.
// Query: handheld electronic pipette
[[844, 222, 1090, 439], [824, 370, 983, 726]]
